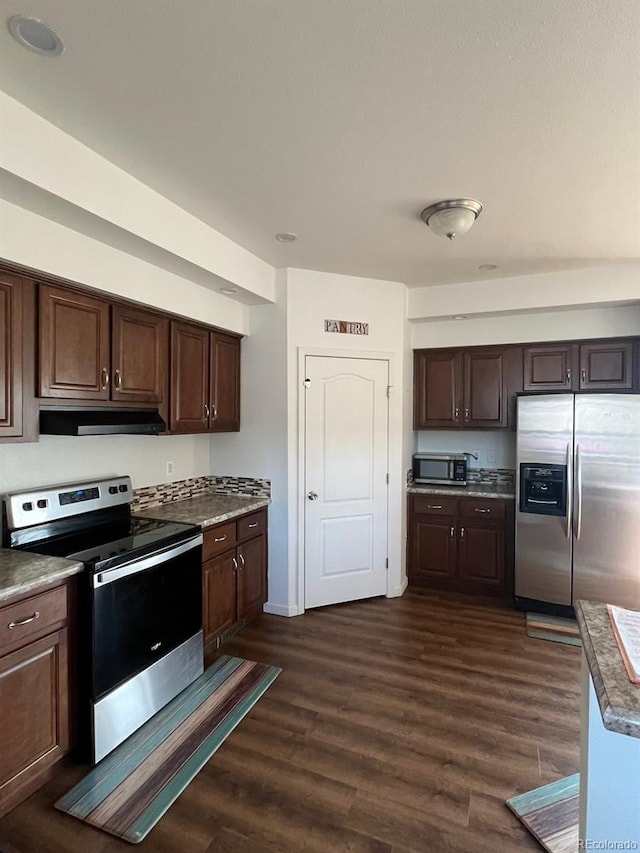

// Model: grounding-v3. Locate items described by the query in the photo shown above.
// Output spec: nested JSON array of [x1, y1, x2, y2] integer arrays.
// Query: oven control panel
[[2, 476, 132, 530]]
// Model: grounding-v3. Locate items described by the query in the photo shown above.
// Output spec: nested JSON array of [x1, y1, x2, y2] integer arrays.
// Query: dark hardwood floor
[[0, 589, 581, 852]]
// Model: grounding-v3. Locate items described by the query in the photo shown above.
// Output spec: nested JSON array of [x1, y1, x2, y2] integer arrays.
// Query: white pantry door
[[304, 355, 389, 609]]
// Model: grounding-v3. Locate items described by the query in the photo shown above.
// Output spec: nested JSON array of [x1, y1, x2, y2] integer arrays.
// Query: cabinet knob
[[307, 491, 318, 500]]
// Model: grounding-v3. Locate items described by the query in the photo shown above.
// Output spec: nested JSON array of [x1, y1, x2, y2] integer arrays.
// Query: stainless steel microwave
[[412, 453, 467, 486]]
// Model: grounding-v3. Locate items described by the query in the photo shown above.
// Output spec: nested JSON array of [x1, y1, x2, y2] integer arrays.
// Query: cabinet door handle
[[8, 611, 40, 629], [114, 368, 122, 390], [566, 368, 571, 384], [581, 368, 586, 383], [427, 504, 442, 509], [211, 404, 218, 421], [232, 556, 238, 572], [450, 526, 455, 538], [464, 408, 470, 420], [474, 508, 490, 513], [239, 553, 245, 568], [454, 407, 460, 419], [214, 535, 227, 542], [248, 522, 259, 529], [204, 404, 210, 421], [101, 367, 109, 389], [460, 527, 465, 539]]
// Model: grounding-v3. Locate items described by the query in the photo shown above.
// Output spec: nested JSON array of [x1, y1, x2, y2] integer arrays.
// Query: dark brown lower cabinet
[[0, 584, 70, 818], [202, 509, 268, 656], [408, 494, 512, 597]]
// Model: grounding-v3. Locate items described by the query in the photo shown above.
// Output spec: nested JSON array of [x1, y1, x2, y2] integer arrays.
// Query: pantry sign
[[324, 319, 369, 336]]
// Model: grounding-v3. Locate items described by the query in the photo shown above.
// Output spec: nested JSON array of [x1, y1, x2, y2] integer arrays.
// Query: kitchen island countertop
[[0, 550, 83, 603], [576, 599, 640, 738], [135, 492, 270, 529], [407, 482, 514, 500]]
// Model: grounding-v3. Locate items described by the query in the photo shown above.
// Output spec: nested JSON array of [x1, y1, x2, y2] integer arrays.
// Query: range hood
[[39, 408, 167, 436]]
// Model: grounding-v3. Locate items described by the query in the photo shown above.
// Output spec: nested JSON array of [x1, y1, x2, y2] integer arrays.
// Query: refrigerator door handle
[[575, 443, 583, 540], [566, 442, 572, 539]]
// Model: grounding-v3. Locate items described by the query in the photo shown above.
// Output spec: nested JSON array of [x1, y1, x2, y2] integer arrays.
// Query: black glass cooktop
[[13, 513, 199, 571]]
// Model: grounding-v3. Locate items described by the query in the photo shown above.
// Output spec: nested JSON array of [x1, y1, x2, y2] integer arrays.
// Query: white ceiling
[[0, 0, 638, 287]]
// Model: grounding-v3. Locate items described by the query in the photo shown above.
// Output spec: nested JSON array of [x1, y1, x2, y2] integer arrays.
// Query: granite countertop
[[407, 482, 514, 500], [135, 493, 270, 529], [576, 600, 640, 739], [0, 550, 84, 604]]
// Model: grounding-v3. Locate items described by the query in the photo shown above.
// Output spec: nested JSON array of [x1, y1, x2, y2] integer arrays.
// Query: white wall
[[0, 91, 275, 302], [0, 433, 212, 493], [411, 304, 640, 350], [415, 430, 516, 470], [209, 271, 291, 613], [285, 268, 410, 610], [408, 265, 640, 323]]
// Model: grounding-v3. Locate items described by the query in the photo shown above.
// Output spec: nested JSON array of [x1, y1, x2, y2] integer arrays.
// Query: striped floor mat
[[526, 612, 581, 647], [56, 656, 281, 844], [506, 774, 579, 853]]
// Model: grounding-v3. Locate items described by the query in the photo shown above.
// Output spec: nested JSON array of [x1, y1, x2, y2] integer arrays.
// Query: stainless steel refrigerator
[[515, 394, 640, 614]]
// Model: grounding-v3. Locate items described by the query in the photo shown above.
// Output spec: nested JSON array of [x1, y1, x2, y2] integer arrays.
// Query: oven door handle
[[92, 534, 203, 588]]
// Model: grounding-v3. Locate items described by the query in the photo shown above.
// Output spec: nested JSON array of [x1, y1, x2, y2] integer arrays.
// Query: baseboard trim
[[263, 602, 300, 617], [387, 576, 408, 598]]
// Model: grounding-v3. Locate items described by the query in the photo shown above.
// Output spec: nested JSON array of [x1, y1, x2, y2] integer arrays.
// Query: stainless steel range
[[2, 476, 203, 764]]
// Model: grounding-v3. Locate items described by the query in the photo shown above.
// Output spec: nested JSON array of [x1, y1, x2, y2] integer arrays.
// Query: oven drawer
[[237, 510, 267, 541], [0, 585, 68, 654], [202, 522, 237, 561], [459, 498, 506, 520], [412, 496, 457, 516]]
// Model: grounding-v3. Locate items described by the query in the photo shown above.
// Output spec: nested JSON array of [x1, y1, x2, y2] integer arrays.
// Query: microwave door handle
[[566, 442, 572, 539], [528, 498, 559, 505]]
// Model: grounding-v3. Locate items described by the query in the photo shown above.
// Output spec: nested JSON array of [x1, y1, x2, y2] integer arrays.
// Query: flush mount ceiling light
[[479, 263, 498, 271], [219, 287, 238, 295], [275, 232, 298, 243], [420, 199, 483, 240], [8, 15, 64, 55]]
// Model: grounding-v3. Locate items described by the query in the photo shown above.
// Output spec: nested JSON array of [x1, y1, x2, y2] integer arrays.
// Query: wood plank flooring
[[0, 589, 581, 852]]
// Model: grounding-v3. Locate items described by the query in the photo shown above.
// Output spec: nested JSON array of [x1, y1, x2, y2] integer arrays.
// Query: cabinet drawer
[[459, 499, 506, 520], [202, 521, 237, 561], [411, 496, 458, 516], [0, 585, 67, 654], [237, 510, 267, 541]]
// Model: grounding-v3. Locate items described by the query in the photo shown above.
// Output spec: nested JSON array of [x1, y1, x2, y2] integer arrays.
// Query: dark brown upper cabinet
[[414, 346, 517, 430], [111, 304, 167, 403], [39, 285, 168, 404], [523, 344, 574, 392], [170, 322, 241, 433], [524, 340, 636, 393], [0, 272, 24, 437], [1, 275, 36, 443], [39, 285, 111, 400], [578, 341, 634, 390]]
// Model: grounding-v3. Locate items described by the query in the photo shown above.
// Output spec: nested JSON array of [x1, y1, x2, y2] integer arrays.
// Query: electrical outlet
[[165, 461, 174, 476], [487, 450, 496, 465]]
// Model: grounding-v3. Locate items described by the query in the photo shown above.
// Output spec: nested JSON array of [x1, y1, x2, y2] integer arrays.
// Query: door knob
[[307, 491, 318, 500]]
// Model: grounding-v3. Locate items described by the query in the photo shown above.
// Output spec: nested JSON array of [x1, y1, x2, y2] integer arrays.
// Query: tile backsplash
[[132, 475, 271, 512]]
